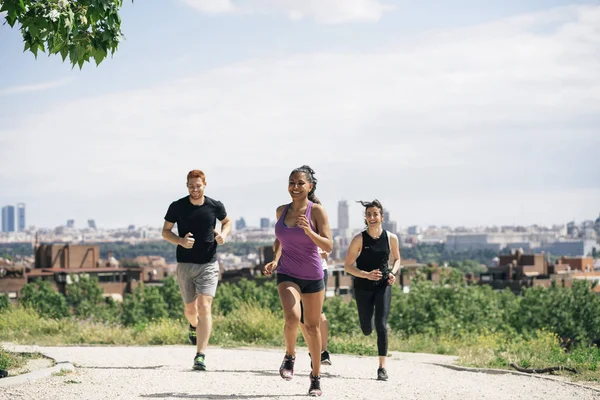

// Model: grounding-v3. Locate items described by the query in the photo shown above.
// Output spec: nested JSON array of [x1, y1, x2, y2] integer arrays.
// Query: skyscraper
[[260, 218, 270, 229], [338, 200, 349, 230], [1, 205, 15, 233], [17, 203, 25, 231], [236, 217, 247, 230], [88, 219, 97, 229]]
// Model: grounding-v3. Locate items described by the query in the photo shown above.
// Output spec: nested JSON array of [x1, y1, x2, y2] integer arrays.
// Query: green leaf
[[59, 46, 69, 62]]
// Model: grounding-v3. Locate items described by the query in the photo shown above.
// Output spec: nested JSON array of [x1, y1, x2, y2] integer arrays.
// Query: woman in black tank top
[[344, 199, 402, 382]]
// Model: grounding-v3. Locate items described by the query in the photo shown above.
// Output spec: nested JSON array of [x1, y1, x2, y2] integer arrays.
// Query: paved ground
[[1, 344, 599, 399]]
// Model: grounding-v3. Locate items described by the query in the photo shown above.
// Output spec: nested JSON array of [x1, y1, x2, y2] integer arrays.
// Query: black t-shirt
[[353, 230, 390, 291], [164, 195, 227, 264]]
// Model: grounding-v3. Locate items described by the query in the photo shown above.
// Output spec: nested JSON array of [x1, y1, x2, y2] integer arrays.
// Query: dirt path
[[1, 345, 598, 399]]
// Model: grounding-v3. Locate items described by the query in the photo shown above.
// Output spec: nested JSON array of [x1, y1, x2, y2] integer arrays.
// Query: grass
[[1, 306, 599, 384], [455, 329, 600, 382], [52, 368, 73, 377], [0, 347, 45, 374]]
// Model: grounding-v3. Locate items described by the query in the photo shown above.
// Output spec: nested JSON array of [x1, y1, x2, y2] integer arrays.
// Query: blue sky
[[1, 0, 599, 230]]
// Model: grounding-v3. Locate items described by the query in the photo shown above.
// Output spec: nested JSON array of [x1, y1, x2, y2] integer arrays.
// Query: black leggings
[[354, 285, 392, 357]]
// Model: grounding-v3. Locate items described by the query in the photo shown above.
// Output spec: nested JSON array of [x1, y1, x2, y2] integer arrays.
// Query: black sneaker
[[193, 353, 206, 371], [377, 367, 388, 381], [320, 350, 332, 365], [308, 374, 322, 397], [188, 324, 197, 345], [279, 354, 295, 380]]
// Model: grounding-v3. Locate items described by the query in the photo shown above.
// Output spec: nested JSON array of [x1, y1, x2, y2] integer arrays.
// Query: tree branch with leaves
[[1, 0, 128, 68]]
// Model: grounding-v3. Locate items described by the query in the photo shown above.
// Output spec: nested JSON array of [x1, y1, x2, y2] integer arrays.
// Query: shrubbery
[[2, 271, 600, 379]]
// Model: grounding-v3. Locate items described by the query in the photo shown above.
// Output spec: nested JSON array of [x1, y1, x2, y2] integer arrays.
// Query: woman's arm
[[263, 206, 285, 275], [386, 233, 402, 285], [344, 234, 382, 281], [297, 204, 333, 253], [389, 233, 402, 275]]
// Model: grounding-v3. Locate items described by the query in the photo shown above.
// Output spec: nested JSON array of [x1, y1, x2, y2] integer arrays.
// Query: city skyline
[[1, 203, 598, 231], [1, 1, 599, 229]]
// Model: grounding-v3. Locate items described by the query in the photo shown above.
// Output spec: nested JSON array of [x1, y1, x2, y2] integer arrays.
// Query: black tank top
[[354, 230, 390, 290]]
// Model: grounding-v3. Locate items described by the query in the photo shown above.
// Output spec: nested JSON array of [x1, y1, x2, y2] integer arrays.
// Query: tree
[[65, 274, 105, 318], [1, 0, 127, 68], [121, 283, 168, 326], [20, 280, 69, 319], [159, 276, 184, 320]]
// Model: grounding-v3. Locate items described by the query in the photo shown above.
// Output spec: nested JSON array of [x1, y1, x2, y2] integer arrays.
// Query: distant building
[[17, 203, 25, 231], [537, 239, 597, 257], [1, 206, 15, 233], [0, 243, 142, 301], [338, 200, 349, 231], [480, 250, 600, 294], [407, 226, 421, 236], [235, 217, 247, 230], [383, 211, 397, 233], [87, 219, 97, 229], [67, 219, 75, 228], [260, 218, 270, 229]]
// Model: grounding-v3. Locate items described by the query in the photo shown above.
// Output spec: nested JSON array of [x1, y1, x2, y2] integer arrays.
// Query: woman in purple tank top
[[263, 165, 332, 397]]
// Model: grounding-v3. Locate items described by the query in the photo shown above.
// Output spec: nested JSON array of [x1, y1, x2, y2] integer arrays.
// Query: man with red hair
[[162, 169, 232, 371]]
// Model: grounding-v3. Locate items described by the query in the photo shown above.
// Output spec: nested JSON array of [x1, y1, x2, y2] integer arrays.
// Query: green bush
[[65, 275, 121, 321], [121, 283, 168, 326], [0, 294, 10, 313], [0, 346, 11, 370], [159, 276, 184, 320], [214, 278, 280, 316], [212, 304, 282, 346], [20, 281, 69, 319], [323, 296, 360, 337], [512, 281, 600, 343]]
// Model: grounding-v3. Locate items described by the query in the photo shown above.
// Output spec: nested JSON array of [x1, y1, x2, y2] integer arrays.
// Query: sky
[[1, 0, 599, 230]]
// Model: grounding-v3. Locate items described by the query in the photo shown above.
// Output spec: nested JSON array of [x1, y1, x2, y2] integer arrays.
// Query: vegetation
[[1, 271, 600, 382], [0, 346, 44, 373], [1, 0, 128, 68]]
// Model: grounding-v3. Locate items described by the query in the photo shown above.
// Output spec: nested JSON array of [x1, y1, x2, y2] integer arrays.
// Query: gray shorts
[[176, 261, 219, 303]]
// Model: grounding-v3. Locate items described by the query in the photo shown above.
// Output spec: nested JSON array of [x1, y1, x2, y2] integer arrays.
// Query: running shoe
[[193, 353, 206, 371], [279, 354, 295, 380], [308, 374, 322, 396]]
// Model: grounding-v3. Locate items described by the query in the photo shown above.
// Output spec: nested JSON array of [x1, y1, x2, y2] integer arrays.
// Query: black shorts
[[277, 273, 324, 294]]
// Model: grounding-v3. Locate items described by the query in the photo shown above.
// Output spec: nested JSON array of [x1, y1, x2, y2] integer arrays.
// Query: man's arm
[[219, 216, 232, 239], [162, 221, 182, 246]]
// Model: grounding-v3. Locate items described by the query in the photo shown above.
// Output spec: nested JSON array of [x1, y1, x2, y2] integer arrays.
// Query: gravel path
[[1, 345, 599, 400]]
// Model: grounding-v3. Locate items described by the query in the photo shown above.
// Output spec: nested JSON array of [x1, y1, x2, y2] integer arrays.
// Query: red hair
[[187, 170, 206, 183]]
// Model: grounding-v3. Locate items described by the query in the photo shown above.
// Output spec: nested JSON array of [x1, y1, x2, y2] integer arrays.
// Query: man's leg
[[177, 263, 199, 345], [320, 313, 329, 352], [196, 294, 214, 354], [184, 300, 198, 327], [320, 269, 330, 358], [190, 261, 219, 370]]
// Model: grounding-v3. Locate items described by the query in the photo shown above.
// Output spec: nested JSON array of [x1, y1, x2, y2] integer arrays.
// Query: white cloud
[[182, 0, 237, 15], [183, 0, 393, 23], [1, 5, 600, 228], [0, 78, 71, 96]]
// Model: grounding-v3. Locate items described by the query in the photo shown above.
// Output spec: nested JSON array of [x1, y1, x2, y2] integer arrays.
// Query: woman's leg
[[373, 285, 392, 368], [354, 288, 376, 336], [277, 282, 302, 357], [301, 290, 324, 378]]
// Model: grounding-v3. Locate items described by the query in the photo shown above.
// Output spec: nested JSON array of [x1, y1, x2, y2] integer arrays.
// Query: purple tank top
[[275, 202, 323, 280]]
